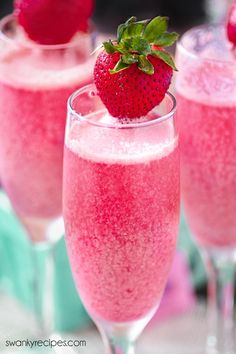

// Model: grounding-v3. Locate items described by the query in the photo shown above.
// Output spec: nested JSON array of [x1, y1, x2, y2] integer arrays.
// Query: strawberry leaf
[[117, 16, 137, 43], [125, 16, 137, 26], [103, 40, 118, 54], [117, 23, 126, 43], [123, 21, 148, 39], [151, 49, 177, 70], [115, 44, 128, 54], [122, 53, 138, 64], [122, 37, 151, 55], [154, 32, 179, 47], [138, 55, 154, 75], [131, 37, 151, 55], [110, 59, 130, 74], [144, 16, 169, 43]]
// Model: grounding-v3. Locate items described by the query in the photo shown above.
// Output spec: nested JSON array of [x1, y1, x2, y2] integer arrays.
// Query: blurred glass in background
[[206, 0, 232, 22]]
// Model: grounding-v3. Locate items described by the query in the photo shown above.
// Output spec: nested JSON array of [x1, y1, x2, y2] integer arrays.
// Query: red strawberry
[[227, 1, 236, 47], [94, 51, 172, 119], [14, 0, 94, 45], [93, 16, 178, 119]]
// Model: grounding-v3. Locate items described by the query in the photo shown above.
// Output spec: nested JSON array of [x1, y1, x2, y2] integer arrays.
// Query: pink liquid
[[176, 33, 236, 247], [63, 116, 179, 323], [177, 93, 236, 247], [0, 27, 93, 221]]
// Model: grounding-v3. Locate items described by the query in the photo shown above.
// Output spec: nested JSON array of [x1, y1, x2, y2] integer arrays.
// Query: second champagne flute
[[0, 12, 95, 333], [176, 20, 236, 353]]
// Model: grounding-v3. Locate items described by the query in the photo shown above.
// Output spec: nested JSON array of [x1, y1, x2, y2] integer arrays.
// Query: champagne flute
[[0, 14, 95, 333], [63, 84, 180, 353], [176, 24, 236, 353]]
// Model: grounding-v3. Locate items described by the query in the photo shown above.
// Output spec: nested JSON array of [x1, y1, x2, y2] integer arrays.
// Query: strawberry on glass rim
[[94, 16, 178, 119], [14, 0, 94, 45], [227, 1, 236, 48]]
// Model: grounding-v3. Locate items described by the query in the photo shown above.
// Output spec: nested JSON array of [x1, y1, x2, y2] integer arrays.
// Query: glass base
[[94, 307, 158, 354]]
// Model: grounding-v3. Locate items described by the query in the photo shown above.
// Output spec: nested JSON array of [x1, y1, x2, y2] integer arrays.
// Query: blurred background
[[0, 0, 232, 31], [0, 0, 234, 353]]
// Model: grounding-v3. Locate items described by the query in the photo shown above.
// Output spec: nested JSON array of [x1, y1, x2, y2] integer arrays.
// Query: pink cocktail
[[0, 14, 95, 331], [63, 85, 179, 349], [0, 15, 94, 241], [177, 93, 236, 248], [176, 25, 236, 249], [176, 25, 236, 352]]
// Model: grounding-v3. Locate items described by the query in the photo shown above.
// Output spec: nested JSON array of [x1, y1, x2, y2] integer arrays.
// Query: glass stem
[[99, 327, 135, 354], [95, 311, 156, 354], [30, 241, 55, 335], [203, 249, 236, 353], [104, 337, 135, 354]]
